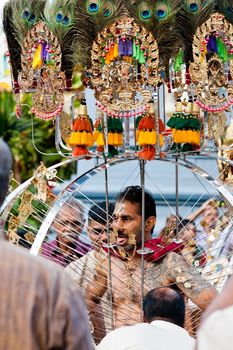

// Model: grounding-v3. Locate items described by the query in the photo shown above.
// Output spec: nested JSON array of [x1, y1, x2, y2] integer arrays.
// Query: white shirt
[[96, 320, 195, 350], [197, 305, 233, 350]]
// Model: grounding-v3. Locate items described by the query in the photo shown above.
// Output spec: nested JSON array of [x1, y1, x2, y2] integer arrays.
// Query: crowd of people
[[0, 138, 233, 349]]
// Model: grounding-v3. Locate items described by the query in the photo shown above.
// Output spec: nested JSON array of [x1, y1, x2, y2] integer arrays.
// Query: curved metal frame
[[28, 155, 233, 256]]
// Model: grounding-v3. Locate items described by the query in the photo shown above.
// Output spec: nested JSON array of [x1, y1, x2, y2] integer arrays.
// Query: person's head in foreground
[[143, 287, 185, 327], [96, 287, 194, 350], [0, 140, 93, 349], [113, 186, 156, 251]]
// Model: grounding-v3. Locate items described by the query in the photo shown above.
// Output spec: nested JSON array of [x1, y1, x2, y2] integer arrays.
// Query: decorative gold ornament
[[128, 232, 136, 246], [217, 120, 233, 184], [18, 21, 65, 119], [17, 192, 34, 226], [86, 16, 161, 113], [208, 112, 227, 140], [190, 13, 233, 113], [59, 111, 72, 144]]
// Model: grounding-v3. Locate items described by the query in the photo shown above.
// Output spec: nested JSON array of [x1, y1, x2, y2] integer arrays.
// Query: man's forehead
[[114, 200, 140, 215], [89, 220, 106, 229]]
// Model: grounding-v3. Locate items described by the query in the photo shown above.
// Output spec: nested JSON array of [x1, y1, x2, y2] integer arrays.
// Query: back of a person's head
[[116, 186, 156, 220], [88, 201, 115, 224], [143, 287, 185, 327], [0, 139, 12, 207]]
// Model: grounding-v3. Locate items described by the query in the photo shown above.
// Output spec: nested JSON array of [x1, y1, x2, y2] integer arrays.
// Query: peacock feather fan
[[43, 0, 77, 79], [72, 0, 125, 70], [3, 0, 46, 82], [175, 0, 216, 65], [123, 0, 183, 78]]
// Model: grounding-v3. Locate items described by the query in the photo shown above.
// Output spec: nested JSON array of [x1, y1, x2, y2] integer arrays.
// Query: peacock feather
[[175, 0, 215, 65], [124, 1, 183, 77], [3, 0, 46, 82], [8, 0, 46, 46], [214, 0, 233, 23], [43, 0, 76, 40], [3, 2, 21, 82], [72, 0, 125, 70], [43, 0, 77, 78]]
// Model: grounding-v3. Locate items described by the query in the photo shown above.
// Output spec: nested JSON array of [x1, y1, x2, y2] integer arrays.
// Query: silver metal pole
[[152, 91, 160, 155], [140, 160, 145, 321], [175, 156, 179, 236], [104, 163, 114, 330], [124, 117, 130, 153], [103, 112, 109, 157]]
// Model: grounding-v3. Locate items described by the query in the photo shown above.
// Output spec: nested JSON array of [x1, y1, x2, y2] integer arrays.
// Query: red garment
[[144, 237, 184, 262], [104, 237, 184, 262]]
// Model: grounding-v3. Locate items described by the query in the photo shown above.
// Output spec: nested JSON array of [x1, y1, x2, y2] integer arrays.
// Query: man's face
[[53, 205, 83, 245], [180, 223, 196, 243], [113, 200, 142, 251], [203, 206, 218, 228], [88, 220, 109, 251]]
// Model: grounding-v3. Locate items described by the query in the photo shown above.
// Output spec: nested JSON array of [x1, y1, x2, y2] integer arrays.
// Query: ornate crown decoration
[[17, 21, 65, 120], [84, 16, 161, 116]]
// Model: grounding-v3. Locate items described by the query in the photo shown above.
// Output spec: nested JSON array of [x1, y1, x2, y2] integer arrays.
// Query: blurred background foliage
[[0, 90, 76, 183]]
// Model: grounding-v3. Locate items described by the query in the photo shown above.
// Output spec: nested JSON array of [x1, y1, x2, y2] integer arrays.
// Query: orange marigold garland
[[68, 102, 94, 156], [136, 103, 164, 160]]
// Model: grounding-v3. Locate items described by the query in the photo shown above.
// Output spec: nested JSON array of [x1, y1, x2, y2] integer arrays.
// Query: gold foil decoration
[[33, 162, 48, 202], [88, 17, 161, 112], [17, 192, 34, 226], [18, 21, 65, 120], [60, 111, 72, 144], [189, 12, 233, 140]]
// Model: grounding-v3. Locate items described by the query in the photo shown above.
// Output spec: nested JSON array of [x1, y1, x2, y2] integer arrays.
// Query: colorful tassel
[[32, 44, 43, 69], [68, 103, 94, 156], [167, 110, 201, 151]]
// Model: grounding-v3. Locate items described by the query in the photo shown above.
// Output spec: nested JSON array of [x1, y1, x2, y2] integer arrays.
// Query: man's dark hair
[[175, 219, 196, 236], [116, 185, 156, 219], [88, 201, 115, 224], [143, 287, 185, 327]]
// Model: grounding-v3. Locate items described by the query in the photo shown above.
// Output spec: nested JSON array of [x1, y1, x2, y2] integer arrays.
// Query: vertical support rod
[[152, 91, 160, 155], [103, 112, 109, 157], [175, 156, 179, 236], [124, 117, 130, 153], [140, 160, 145, 321], [158, 83, 166, 126], [104, 163, 114, 330]]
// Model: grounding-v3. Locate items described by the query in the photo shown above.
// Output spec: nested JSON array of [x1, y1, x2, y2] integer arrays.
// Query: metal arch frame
[[2, 149, 231, 216], [28, 154, 233, 256]]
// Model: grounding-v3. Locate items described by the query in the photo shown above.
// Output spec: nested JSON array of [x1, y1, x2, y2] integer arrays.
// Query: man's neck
[[149, 317, 183, 328]]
